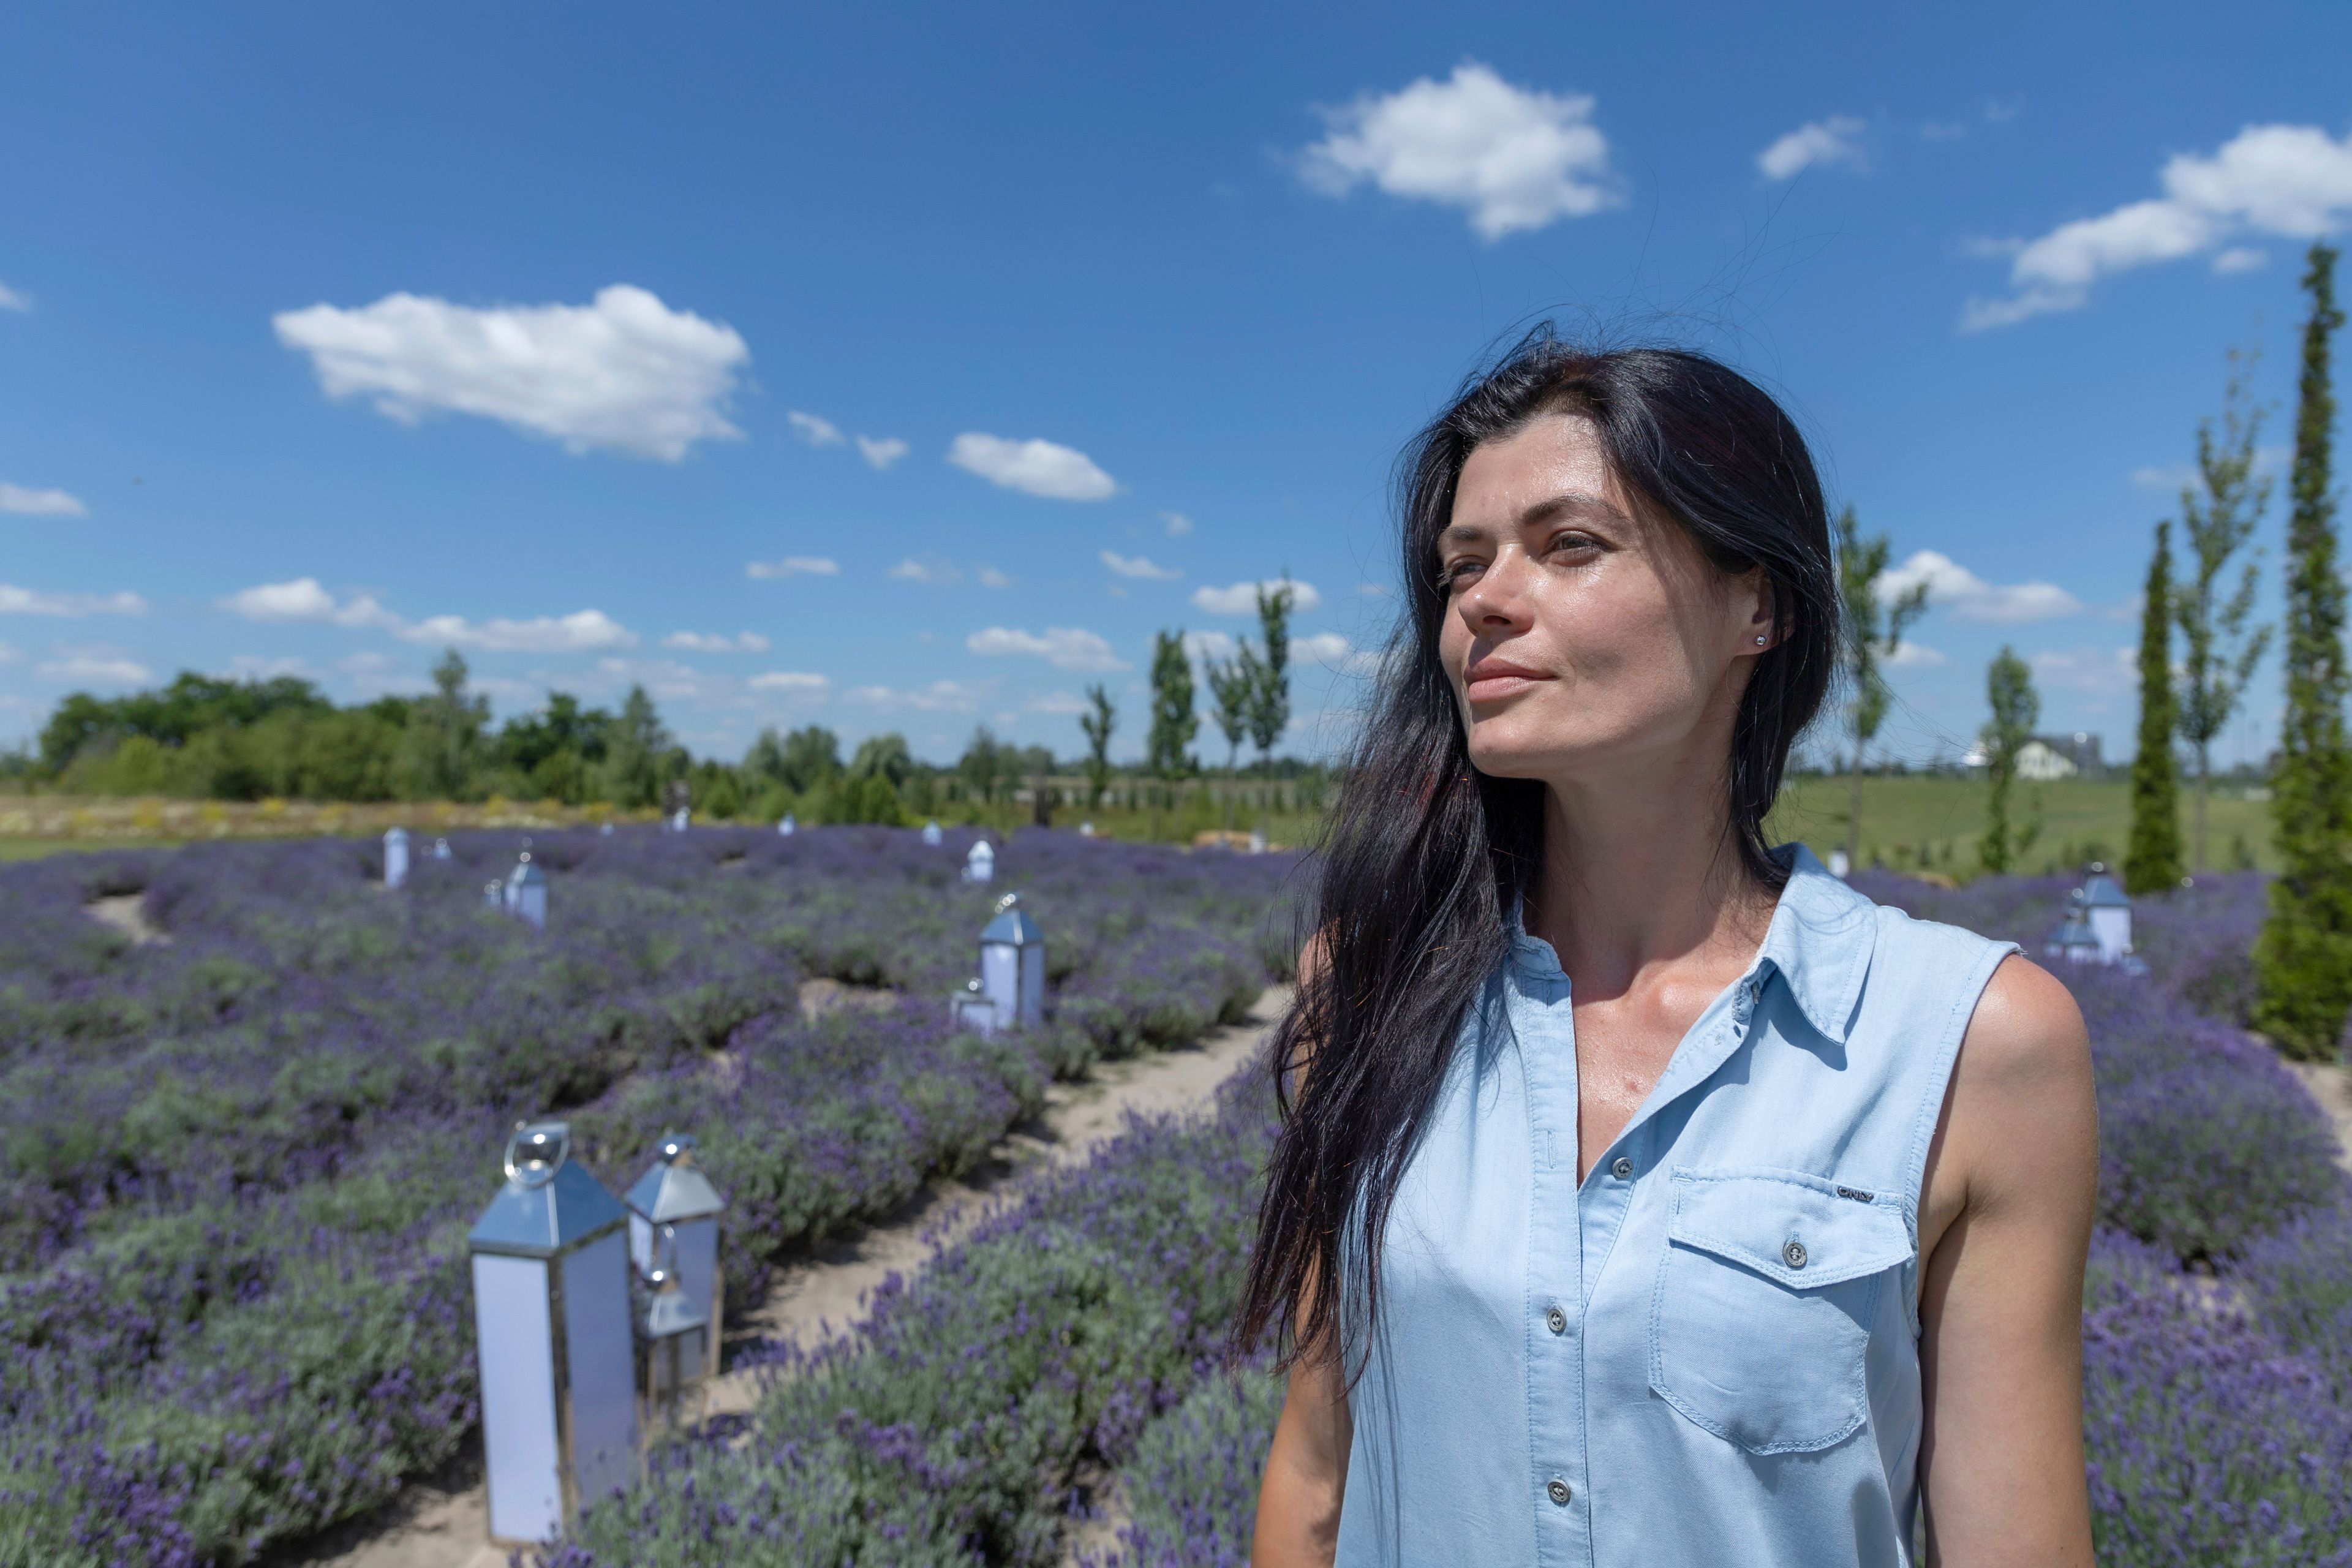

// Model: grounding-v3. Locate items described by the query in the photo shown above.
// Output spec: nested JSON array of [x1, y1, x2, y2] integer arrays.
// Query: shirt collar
[[1502, 841, 1878, 1044]]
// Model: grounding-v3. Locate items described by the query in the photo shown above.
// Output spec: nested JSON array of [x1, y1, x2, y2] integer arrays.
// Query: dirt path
[[2280, 1058, 2352, 1170], [275, 988, 1288, 1568], [86, 892, 168, 944]]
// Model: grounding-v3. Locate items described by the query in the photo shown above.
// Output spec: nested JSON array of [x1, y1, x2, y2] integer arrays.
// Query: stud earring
[[1754, 635, 1767, 646]]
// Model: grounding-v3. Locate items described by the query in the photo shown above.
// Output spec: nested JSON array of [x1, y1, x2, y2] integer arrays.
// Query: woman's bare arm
[[1252, 1332, 1354, 1567], [1917, 955, 2098, 1566]]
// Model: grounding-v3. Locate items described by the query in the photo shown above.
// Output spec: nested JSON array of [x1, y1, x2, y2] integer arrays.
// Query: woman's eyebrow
[[1518, 490, 1627, 528]]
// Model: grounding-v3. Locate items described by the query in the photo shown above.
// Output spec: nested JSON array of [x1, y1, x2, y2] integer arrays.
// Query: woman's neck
[[1524, 763, 1777, 1005]]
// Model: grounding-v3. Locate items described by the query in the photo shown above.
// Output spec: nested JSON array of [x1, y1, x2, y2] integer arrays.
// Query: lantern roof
[[642, 1270, 710, 1338], [967, 839, 995, 862], [469, 1120, 627, 1258], [386, 825, 408, 840], [510, 854, 547, 888], [2080, 872, 2129, 908], [2046, 910, 2100, 950], [625, 1133, 726, 1223], [981, 892, 1041, 946]]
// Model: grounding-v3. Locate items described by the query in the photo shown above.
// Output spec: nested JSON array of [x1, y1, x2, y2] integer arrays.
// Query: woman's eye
[[1440, 559, 1484, 589], [1547, 531, 1599, 557]]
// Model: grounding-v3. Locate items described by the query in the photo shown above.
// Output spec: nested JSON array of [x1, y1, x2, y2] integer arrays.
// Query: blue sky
[[2, 1, 2348, 766]]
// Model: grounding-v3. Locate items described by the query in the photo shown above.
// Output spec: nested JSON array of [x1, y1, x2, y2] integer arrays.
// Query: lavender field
[[0, 826, 1297, 1566], [538, 869, 2352, 1568]]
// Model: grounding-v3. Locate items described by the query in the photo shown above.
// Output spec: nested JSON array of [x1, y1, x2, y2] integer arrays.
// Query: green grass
[[0, 836, 181, 862], [1768, 773, 2278, 880]]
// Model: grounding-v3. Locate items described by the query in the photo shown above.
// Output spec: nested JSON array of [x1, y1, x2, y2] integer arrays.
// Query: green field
[[1768, 773, 2278, 880]]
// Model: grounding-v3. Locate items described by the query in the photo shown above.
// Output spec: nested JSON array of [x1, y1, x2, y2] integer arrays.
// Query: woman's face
[[1436, 412, 1773, 789]]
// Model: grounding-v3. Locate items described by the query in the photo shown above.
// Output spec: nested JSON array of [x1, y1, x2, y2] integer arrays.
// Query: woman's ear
[[1741, 568, 1778, 654]]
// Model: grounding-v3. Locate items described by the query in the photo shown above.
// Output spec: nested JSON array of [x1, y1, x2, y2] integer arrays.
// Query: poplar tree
[[2255, 243, 2352, 1059], [2124, 522, 2186, 894], [1078, 684, 1116, 809], [1147, 630, 1199, 784], [1978, 646, 2039, 874], [1834, 507, 1930, 867], [2174, 347, 2276, 870]]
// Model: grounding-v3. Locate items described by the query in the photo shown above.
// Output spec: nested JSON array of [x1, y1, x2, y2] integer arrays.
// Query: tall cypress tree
[[2255, 243, 2352, 1060], [1978, 646, 2039, 874], [2125, 522, 2185, 894]]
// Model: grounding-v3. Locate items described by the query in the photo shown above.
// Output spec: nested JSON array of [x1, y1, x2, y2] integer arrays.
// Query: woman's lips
[[1464, 661, 1550, 702]]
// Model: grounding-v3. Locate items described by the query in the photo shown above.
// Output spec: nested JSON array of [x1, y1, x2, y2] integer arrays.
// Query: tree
[[848, 733, 914, 788], [1246, 581, 1294, 769], [600, 684, 671, 809], [1978, 646, 2040, 874], [396, 649, 490, 801], [1147, 630, 1199, 783], [2256, 243, 2352, 1058], [2174, 348, 2278, 870], [959, 726, 1010, 804], [1205, 647, 1259, 829], [1079, 685, 1117, 809], [1834, 507, 1930, 866], [2124, 522, 2187, 895]]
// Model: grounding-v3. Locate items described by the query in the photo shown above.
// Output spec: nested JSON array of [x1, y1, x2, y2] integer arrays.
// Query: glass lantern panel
[[980, 942, 1018, 1020], [473, 1253, 563, 1545], [562, 1231, 640, 1509]]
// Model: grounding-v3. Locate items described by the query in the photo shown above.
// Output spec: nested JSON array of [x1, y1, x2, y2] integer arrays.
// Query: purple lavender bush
[[1084, 1363, 1284, 1568], [0, 826, 1298, 1564]]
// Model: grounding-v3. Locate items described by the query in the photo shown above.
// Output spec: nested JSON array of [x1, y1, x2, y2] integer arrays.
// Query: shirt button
[[1610, 1155, 1634, 1180], [1545, 1304, 1568, 1335], [1547, 1478, 1572, 1507], [1782, 1238, 1809, 1269]]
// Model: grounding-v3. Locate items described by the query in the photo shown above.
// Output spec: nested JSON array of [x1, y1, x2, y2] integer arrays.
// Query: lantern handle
[[503, 1121, 569, 1187]]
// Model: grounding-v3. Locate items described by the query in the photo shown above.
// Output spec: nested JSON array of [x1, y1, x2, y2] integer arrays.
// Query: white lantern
[[2043, 892, 2103, 967], [778, 813, 796, 836], [671, 808, 690, 833], [1827, 848, 1851, 880], [637, 1248, 710, 1438], [383, 827, 410, 889], [922, 820, 943, 846], [950, 976, 1000, 1037], [963, 840, 995, 884], [1078, 821, 1095, 838], [508, 854, 548, 932], [624, 1133, 726, 1382], [485, 879, 505, 910], [467, 1121, 639, 1547], [1248, 829, 1267, 855], [978, 892, 1044, 1029], [2080, 867, 2132, 964], [600, 822, 614, 837], [433, 836, 452, 860]]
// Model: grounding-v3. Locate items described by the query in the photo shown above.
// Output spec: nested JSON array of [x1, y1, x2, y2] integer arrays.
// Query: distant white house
[[2016, 740, 2078, 782]]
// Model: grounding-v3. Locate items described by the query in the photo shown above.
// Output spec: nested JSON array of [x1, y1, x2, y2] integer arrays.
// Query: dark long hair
[[1236, 331, 1841, 1373]]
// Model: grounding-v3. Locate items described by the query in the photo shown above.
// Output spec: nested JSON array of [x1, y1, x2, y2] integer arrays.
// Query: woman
[[1243, 336, 2097, 1567]]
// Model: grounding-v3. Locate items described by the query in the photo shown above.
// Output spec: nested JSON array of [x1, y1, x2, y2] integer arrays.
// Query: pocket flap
[[1665, 1169, 1913, 1289]]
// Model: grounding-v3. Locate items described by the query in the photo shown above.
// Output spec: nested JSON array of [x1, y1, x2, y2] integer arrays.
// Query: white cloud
[[1183, 629, 1238, 661], [1964, 124, 2352, 330], [662, 630, 771, 654], [787, 410, 845, 447], [273, 284, 748, 460], [0, 280, 27, 312], [747, 556, 839, 579], [1101, 550, 1182, 581], [888, 555, 962, 585], [1297, 630, 1382, 676], [946, 432, 1117, 500], [219, 576, 401, 628], [1191, 578, 1323, 616], [1884, 641, 1948, 669], [1356, 581, 1392, 597], [398, 608, 637, 653], [856, 435, 909, 470], [1299, 62, 1621, 241], [2131, 462, 2199, 492], [0, 640, 18, 662], [0, 584, 148, 617], [1161, 510, 1195, 537], [40, 654, 151, 684], [222, 654, 317, 680], [1028, 691, 1090, 716], [966, 625, 1129, 672], [0, 483, 88, 516], [748, 670, 829, 692], [2211, 246, 2269, 274], [1757, 116, 1867, 181], [976, 565, 1013, 589], [2029, 645, 2135, 694], [1878, 550, 2081, 622], [845, 679, 984, 712]]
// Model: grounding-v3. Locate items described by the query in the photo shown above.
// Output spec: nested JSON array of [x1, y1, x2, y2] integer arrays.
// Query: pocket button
[[1782, 1238, 1808, 1270]]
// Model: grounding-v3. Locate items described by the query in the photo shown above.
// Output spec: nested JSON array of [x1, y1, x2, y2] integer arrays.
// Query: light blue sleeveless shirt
[[1335, 844, 2016, 1568]]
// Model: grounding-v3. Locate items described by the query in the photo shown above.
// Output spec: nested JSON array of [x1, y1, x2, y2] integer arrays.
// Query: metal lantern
[[1078, 821, 1095, 838], [467, 1120, 640, 1547], [433, 835, 452, 860], [1826, 848, 1851, 880], [922, 820, 943, 846], [951, 976, 1000, 1036], [600, 822, 614, 837], [778, 813, 796, 836], [508, 854, 548, 931], [2080, 867, 2132, 964], [384, 826, 410, 889], [624, 1133, 726, 1382], [978, 892, 1044, 1029], [637, 1250, 710, 1437], [2044, 892, 2102, 966], [1248, 829, 1267, 855], [963, 839, 995, 884], [485, 879, 505, 910], [671, 808, 690, 833]]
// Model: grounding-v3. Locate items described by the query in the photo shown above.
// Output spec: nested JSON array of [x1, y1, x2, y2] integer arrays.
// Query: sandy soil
[[273, 987, 1288, 1568], [2280, 1057, 2352, 1170], [86, 892, 168, 944]]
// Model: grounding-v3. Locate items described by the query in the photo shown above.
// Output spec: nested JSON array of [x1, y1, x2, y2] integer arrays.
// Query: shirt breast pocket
[[1648, 1167, 1915, 1455]]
